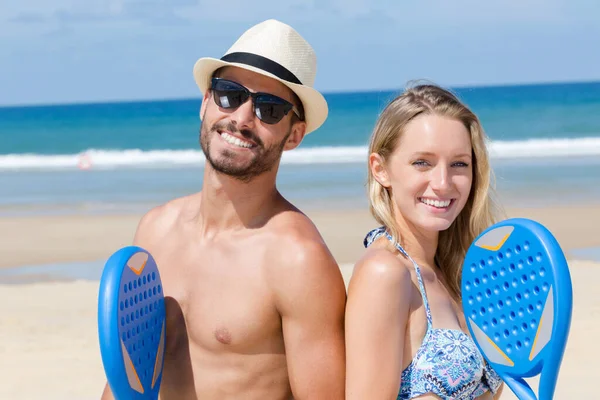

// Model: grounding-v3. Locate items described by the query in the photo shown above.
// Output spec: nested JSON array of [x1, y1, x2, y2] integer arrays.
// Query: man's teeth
[[420, 198, 451, 208], [221, 132, 252, 148]]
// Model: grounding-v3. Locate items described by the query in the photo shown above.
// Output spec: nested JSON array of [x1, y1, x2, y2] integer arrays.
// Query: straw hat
[[193, 19, 328, 134]]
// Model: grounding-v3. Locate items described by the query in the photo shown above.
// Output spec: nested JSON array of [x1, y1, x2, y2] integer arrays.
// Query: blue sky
[[1, 0, 599, 106]]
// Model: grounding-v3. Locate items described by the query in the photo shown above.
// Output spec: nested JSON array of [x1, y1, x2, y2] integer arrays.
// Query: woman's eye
[[412, 160, 429, 167], [453, 161, 470, 167]]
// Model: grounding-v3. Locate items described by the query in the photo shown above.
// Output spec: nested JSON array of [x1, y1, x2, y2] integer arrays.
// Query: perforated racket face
[[462, 218, 571, 380], [117, 250, 166, 395], [98, 246, 166, 400]]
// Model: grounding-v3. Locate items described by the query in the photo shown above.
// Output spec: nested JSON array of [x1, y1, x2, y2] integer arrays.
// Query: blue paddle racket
[[98, 246, 166, 400], [461, 218, 573, 400]]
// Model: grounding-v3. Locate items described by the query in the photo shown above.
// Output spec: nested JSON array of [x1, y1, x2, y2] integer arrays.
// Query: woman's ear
[[369, 152, 391, 188]]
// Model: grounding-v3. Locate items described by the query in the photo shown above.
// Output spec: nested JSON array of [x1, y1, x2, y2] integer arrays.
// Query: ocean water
[[1, 81, 600, 213]]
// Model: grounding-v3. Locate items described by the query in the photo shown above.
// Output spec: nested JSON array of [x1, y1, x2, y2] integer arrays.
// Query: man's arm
[[269, 235, 347, 400]]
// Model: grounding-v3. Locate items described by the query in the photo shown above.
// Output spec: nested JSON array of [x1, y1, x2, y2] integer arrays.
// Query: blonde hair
[[367, 83, 504, 301]]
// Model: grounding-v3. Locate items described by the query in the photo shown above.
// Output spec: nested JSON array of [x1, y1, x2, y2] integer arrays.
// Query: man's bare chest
[[152, 240, 284, 354]]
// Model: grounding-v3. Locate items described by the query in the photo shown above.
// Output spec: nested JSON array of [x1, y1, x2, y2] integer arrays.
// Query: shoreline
[[2, 201, 600, 269]]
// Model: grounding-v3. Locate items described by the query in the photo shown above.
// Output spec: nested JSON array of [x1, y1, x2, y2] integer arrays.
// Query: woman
[[345, 84, 505, 399]]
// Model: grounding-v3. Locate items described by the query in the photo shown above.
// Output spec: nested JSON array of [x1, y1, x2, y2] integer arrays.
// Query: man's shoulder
[[138, 198, 181, 227], [134, 195, 195, 243], [263, 208, 346, 314], [266, 207, 330, 261], [263, 207, 343, 285]]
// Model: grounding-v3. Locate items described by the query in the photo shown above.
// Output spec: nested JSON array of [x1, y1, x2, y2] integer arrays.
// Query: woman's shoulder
[[348, 246, 414, 295]]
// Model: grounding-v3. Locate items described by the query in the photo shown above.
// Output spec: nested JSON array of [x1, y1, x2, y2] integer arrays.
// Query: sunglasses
[[210, 78, 302, 125]]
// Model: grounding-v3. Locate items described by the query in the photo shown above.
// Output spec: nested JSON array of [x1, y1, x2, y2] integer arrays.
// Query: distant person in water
[[100, 19, 346, 400], [345, 83, 506, 399]]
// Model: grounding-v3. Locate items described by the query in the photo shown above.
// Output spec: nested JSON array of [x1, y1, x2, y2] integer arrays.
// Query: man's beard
[[199, 119, 290, 183]]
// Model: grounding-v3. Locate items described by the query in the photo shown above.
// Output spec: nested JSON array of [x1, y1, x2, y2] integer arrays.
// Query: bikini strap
[[364, 227, 433, 328]]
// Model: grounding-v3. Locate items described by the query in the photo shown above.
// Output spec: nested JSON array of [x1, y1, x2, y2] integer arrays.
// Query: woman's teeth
[[420, 198, 451, 208], [221, 132, 252, 148]]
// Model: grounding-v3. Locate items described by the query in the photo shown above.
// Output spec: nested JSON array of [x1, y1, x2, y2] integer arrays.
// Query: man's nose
[[229, 98, 256, 129]]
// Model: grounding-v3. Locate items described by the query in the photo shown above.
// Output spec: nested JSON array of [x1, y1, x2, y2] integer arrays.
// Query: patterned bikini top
[[364, 227, 503, 400]]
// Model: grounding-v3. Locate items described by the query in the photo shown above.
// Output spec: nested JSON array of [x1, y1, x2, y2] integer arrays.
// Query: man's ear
[[199, 90, 211, 121], [283, 120, 307, 151], [369, 152, 391, 188]]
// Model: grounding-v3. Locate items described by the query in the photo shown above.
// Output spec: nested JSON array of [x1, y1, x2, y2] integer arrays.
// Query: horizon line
[[1, 78, 599, 110]]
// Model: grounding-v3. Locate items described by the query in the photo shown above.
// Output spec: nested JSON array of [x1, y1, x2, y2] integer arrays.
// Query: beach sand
[[3, 203, 600, 269], [1, 203, 599, 398]]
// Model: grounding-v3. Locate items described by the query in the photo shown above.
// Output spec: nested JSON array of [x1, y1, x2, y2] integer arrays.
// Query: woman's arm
[[345, 250, 414, 400], [474, 383, 504, 400], [493, 383, 504, 399]]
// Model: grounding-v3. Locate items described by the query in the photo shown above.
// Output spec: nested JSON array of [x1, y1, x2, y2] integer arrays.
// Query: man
[[100, 19, 347, 399]]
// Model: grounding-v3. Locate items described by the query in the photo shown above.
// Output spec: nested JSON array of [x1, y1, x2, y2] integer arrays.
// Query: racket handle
[[503, 376, 538, 400], [538, 363, 560, 400]]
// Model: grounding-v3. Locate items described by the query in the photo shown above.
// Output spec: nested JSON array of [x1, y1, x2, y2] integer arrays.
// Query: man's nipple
[[214, 327, 232, 345]]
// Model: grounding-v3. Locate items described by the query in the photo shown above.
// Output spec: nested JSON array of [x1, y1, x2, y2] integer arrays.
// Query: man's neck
[[195, 164, 280, 238]]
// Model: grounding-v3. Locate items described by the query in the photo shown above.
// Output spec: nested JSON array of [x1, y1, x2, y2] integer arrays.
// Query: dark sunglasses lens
[[213, 89, 246, 109], [255, 95, 292, 124], [212, 79, 249, 109]]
